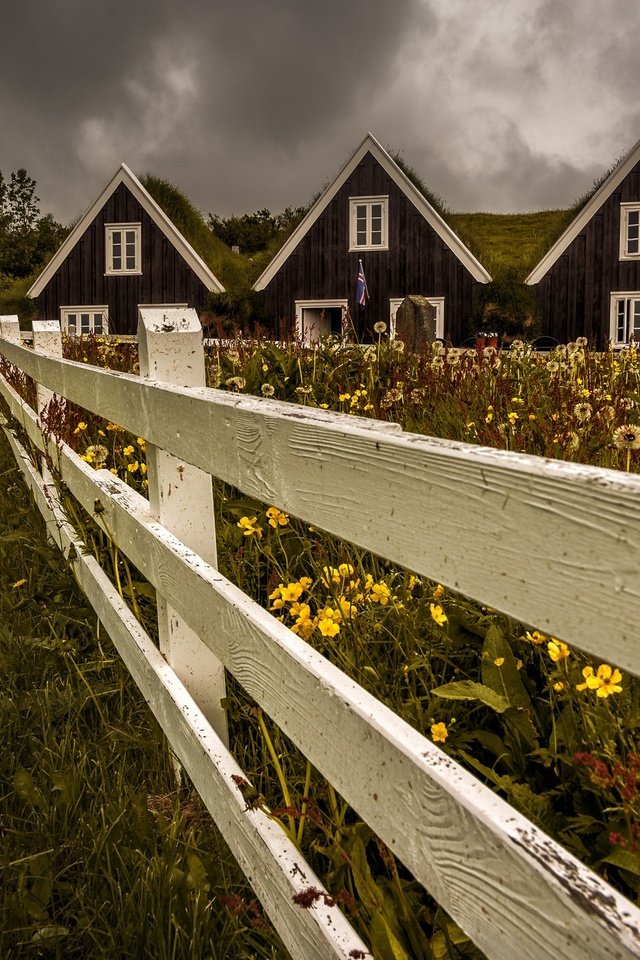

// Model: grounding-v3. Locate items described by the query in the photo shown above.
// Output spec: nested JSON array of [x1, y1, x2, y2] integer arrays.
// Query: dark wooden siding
[[259, 152, 484, 344], [36, 183, 211, 335], [532, 161, 640, 346]]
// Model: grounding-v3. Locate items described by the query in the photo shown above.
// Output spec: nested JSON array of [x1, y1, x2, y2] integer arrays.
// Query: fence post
[[32, 320, 63, 416], [137, 307, 228, 744], [0, 315, 20, 344]]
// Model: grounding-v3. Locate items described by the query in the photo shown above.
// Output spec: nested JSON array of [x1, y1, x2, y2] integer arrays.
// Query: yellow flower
[[370, 582, 391, 605], [73, 421, 87, 434], [432, 583, 445, 600], [548, 639, 570, 662], [139, 463, 147, 475], [127, 461, 139, 473], [319, 403, 329, 409], [431, 722, 448, 743], [493, 657, 505, 667], [280, 582, 303, 602], [318, 618, 340, 637], [298, 576, 313, 590], [266, 506, 289, 528], [526, 630, 546, 645], [12, 578, 27, 589], [507, 411, 519, 424], [237, 516, 262, 539], [123, 445, 135, 457], [338, 563, 354, 577], [587, 664, 623, 698], [553, 681, 565, 692], [576, 666, 595, 691], [430, 603, 447, 626]]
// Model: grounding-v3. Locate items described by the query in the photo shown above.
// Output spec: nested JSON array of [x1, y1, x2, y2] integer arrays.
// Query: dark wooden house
[[253, 133, 491, 344], [526, 137, 640, 347], [28, 164, 224, 336]]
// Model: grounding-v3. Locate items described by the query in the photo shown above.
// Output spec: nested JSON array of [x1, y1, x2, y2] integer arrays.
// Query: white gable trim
[[253, 133, 491, 290], [526, 136, 640, 285], [28, 163, 224, 298]]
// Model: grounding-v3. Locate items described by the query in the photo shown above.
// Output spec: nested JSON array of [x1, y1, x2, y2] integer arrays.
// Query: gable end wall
[[259, 153, 482, 343], [36, 183, 211, 334], [533, 164, 640, 345]]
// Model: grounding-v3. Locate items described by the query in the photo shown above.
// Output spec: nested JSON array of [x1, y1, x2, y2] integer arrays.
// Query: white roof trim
[[253, 133, 491, 290], [526, 136, 640, 285], [28, 163, 225, 298]]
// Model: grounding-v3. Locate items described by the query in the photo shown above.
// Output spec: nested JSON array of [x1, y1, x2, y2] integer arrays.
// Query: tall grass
[[0, 433, 284, 959]]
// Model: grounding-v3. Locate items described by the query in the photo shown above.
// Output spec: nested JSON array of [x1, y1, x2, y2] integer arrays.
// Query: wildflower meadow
[[3, 330, 640, 958]]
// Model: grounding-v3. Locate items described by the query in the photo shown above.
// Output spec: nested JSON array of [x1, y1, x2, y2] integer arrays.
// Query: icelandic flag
[[356, 260, 368, 307]]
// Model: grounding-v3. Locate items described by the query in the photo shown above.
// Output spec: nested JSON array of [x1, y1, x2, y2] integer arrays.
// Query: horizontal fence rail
[[1, 311, 640, 960], [1, 333, 640, 675]]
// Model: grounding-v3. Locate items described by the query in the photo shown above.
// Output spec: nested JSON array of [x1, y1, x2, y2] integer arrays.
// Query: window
[[295, 299, 347, 344], [105, 223, 141, 274], [389, 297, 444, 340], [619, 204, 640, 259], [349, 197, 388, 251], [610, 293, 640, 345], [61, 306, 109, 336]]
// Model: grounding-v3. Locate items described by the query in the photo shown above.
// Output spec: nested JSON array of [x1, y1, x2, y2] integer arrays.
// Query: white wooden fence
[[1, 308, 640, 960]]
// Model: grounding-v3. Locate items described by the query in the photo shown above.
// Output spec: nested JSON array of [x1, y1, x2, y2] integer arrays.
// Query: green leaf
[[431, 680, 510, 713], [370, 911, 411, 960], [186, 852, 211, 893], [481, 625, 533, 712], [349, 837, 384, 911], [13, 769, 47, 812], [602, 847, 640, 878]]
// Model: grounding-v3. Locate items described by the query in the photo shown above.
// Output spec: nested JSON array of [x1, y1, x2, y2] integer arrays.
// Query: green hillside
[[448, 209, 572, 279]]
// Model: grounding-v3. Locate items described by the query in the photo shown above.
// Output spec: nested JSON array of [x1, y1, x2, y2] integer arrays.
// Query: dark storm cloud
[[1, 0, 639, 222]]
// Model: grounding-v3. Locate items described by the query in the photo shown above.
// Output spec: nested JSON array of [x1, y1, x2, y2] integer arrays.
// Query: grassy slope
[[448, 209, 572, 278]]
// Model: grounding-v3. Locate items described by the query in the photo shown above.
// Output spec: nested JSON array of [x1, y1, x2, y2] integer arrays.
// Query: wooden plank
[[1, 336, 639, 676], [0, 419, 368, 960], [2, 386, 638, 960]]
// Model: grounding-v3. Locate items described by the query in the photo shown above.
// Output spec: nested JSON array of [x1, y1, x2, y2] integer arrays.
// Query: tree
[[0, 168, 65, 279], [208, 206, 307, 256]]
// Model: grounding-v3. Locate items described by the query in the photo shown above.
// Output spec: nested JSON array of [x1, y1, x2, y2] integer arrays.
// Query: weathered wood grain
[[0, 418, 368, 960], [1, 336, 640, 677], [2, 377, 638, 960], [137, 307, 228, 741]]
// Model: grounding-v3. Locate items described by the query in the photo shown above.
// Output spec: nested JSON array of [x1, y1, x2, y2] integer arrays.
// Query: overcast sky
[[2, 0, 638, 226]]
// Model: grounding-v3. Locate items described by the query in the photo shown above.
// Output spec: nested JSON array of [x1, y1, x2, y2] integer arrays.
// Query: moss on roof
[[140, 174, 254, 298]]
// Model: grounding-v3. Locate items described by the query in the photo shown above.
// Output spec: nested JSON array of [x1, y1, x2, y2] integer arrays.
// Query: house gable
[[526, 137, 640, 285], [254, 133, 490, 291], [525, 137, 640, 345], [253, 133, 490, 343], [28, 164, 224, 335]]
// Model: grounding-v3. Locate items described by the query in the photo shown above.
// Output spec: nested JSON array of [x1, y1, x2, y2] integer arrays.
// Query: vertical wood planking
[[137, 306, 228, 743]]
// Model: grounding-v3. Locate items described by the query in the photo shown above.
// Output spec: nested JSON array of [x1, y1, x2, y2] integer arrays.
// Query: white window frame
[[389, 297, 445, 340], [60, 306, 109, 336], [349, 196, 388, 251], [619, 204, 640, 260], [294, 299, 348, 345], [105, 223, 142, 275], [609, 291, 640, 346]]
